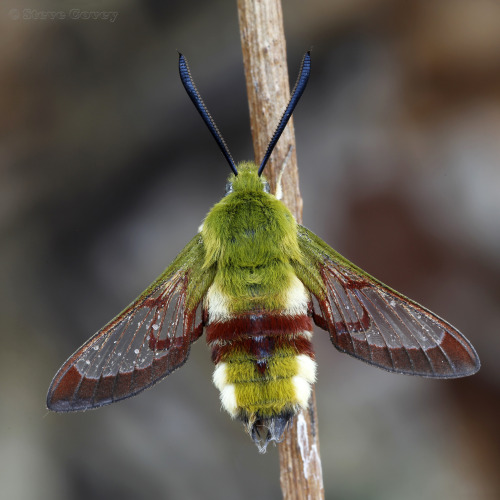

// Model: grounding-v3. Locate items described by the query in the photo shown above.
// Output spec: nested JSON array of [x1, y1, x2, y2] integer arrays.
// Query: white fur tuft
[[206, 284, 232, 321], [212, 363, 228, 391], [220, 384, 238, 417], [296, 354, 317, 383], [283, 275, 310, 315], [292, 375, 313, 409]]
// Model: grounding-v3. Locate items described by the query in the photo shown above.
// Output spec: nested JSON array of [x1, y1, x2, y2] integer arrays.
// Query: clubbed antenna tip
[[178, 53, 238, 176], [258, 51, 311, 176]]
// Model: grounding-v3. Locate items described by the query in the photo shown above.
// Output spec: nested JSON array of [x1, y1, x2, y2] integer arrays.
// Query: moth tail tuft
[[247, 413, 294, 453]]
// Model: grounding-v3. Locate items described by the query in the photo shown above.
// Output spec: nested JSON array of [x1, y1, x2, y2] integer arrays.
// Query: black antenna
[[258, 52, 311, 176], [178, 53, 238, 175]]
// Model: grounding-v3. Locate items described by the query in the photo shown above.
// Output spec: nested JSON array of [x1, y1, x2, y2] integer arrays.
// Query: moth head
[[224, 163, 271, 196], [178, 51, 311, 180]]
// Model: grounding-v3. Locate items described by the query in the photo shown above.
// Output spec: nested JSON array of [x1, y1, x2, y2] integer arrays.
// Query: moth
[[47, 52, 480, 452]]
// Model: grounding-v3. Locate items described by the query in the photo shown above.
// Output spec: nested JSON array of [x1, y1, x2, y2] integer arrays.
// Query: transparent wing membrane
[[47, 242, 206, 412], [297, 225, 480, 378]]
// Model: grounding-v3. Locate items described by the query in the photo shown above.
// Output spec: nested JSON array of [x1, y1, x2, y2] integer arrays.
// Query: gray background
[[1, 0, 499, 499]]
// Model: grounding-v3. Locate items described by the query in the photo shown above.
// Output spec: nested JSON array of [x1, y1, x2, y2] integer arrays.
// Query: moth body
[[47, 52, 480, 453], [202, 164, 316, 450]]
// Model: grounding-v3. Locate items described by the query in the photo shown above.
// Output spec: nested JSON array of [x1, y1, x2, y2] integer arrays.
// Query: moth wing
[[296, 225, 480, 378], [47, 234, 213, 411]]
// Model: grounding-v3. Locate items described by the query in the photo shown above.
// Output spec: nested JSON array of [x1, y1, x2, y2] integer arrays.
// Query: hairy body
[[47, 53, 479, 453], [202, 163, 316, 448]]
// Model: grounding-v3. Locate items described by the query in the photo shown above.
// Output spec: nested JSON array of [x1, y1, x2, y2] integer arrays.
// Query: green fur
[[223, 347, 301, 417], [291, 227, 328, 300], [184, 239, 216, 311], [237, 379, 297, 417], [201, 164, 311, 418], [202, 163, 303, 313], [138, 234, 215, 313], [224, 347, 299, 382]]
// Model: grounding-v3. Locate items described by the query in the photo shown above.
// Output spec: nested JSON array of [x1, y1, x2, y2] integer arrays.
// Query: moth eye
[[263, 181, 270, 193], [224, 182, 233, 196]]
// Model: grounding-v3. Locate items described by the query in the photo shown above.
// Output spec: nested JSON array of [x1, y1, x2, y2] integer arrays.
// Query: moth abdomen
[[47, 52, 480, 454], [208, 312, 316, 451]]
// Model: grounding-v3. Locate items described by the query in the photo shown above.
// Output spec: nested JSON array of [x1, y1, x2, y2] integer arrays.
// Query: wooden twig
[[237, 1, 325, 498]]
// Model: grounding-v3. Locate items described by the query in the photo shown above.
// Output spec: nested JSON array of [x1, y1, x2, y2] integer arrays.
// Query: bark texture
[[237, 1, 325, 498]]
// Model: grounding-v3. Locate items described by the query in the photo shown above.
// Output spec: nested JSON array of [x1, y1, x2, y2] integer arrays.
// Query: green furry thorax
[[201, 163, 303, 312]]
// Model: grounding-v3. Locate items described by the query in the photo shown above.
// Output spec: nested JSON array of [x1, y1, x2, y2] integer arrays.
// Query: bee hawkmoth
[[47, 52, 480, 452]]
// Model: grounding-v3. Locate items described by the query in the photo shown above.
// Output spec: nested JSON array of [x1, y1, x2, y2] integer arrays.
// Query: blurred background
[[1, 0, 499, 498]]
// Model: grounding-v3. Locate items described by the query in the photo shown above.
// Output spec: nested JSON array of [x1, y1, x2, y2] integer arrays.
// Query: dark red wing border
[[47, 271, 204, 412], [312, 261, 480, 378]]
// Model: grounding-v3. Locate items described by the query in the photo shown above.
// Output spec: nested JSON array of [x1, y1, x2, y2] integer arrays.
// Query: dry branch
[[237, 1, 325, 498]]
